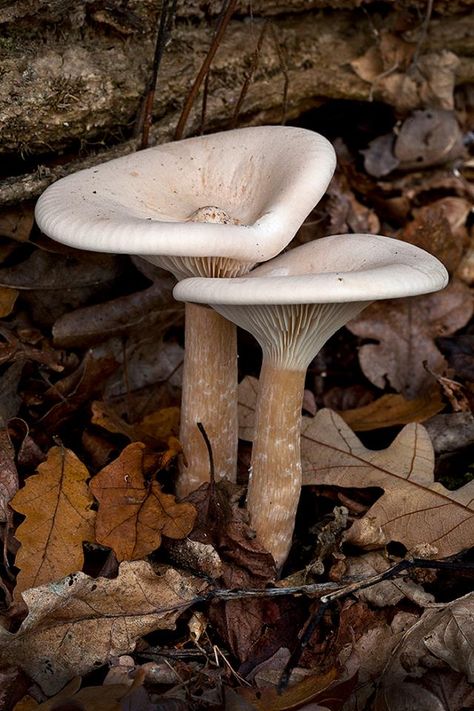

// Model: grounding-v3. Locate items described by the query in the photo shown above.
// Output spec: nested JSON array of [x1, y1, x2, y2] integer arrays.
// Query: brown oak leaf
[[301, 410, 474, 557], [238, 376, 443, 435], [0, 561, 206, 695], [346, 279, 473, 398], [375, 593, 474, 709], [89, 442, 196, 561], [10, 446, 95, 594]]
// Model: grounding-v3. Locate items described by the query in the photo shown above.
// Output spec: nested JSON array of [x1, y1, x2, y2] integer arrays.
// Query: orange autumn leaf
[[239, 667, 338, 710], [89, 442, 196, 561], [10, 447, 95, 594], [91, 401, 180, 445], [338, 388, 444, 431], [0, 287, 18, 317]]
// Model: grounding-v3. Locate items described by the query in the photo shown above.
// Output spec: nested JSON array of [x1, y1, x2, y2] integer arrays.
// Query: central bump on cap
[[189, 206, 240, 225]]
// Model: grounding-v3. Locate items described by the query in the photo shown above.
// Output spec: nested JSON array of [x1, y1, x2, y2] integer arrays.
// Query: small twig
[[279, 556, 474, 690], [268, 23, 289, 125], [412, 0, 434, 66], [135, 0, 178, 149], [174, 0, 238, 140], [229, 20, 269, 129], [199, 69, 211, 135], [197, 421, 215, 486]]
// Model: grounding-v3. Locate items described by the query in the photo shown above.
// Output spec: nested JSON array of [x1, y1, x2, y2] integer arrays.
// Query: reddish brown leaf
[[90, 442, 196, 561]]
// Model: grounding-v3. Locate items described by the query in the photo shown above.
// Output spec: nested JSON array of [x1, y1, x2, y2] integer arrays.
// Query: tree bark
[[0, 0, 472, 205]]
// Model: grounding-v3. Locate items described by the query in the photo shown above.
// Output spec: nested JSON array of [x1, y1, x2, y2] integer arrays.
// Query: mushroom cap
[[173, 234, 449, 305], [34, 126, 336, 263]]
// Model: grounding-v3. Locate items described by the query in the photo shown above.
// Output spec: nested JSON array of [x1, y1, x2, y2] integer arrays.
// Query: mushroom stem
[[177, 301, 238, 497], [247, 361, 306, 568]]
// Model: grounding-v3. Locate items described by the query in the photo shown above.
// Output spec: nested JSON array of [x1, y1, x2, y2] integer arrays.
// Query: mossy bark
[[0, 0, 472, 205]]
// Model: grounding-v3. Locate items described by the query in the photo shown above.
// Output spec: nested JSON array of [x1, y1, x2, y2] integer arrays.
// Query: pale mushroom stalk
[[179, 303, 237, 495], [173, 234, 449, 568], [216, 300, 366, 567], [34, 125, 336, 497], [147, 207, 248, 497]]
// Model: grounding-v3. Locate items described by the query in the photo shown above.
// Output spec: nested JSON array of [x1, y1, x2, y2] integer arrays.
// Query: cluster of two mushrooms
[[35, 127, 448, 570]]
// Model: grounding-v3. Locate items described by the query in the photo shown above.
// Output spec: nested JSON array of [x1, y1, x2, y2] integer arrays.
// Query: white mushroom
[[173, 234, 449, 567], [34, 126, 336, 497]]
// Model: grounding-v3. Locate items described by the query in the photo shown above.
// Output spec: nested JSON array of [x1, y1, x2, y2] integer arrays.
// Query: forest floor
[[0, 90, 473, 710]]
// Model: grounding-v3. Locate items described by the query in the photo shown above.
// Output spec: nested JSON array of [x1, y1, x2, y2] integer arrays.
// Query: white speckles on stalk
[[177, 302, 238, 498], [247, 363, 306, 568]]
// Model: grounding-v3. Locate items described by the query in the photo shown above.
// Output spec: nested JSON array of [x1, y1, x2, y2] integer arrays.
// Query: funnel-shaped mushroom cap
[[173, 234, 449, 305], [173, 234, 448, 369], [34, 126, 336, 264]]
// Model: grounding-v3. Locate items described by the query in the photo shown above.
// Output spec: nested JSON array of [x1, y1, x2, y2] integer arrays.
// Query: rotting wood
[[1, 5, 472, 206]]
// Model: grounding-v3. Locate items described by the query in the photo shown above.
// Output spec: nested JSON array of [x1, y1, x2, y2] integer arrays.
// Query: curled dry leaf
[[375, 593, 474, 709], [301, 410, 474, 557], [0, 287, 18, 317], [239, 376, 443, 435], [338, 609, 419, 711], [38, 348, 119, 434], [10, 446, 95, 594], [90, 442, 196, 561], [346, 279, 473, 398], [402, 197, 471, 274], [239, 668, 338, 711], [338, 389, 443, 432], [0, 428, 19, 523], [0, 204, 34, 242], [0, 561, 206, 695], [91, 400, 180, 445]]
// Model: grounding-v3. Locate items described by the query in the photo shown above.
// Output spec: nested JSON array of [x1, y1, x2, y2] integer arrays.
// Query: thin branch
[[268, 22, 289, 125], [229, 20, 269, 129], [412, 0, 434, 66], [174, 0, 238, 140], [278, 555, 474, 690], [135, 0, 178, 149], [197, 421, 215, 485]]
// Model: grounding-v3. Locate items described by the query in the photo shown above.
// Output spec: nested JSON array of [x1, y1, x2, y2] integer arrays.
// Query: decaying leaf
[[238, 376, 443, 435], [0, 561, 206, 695], [375, 593, 474, 709], [90, 442, 196, 561], [402, 197, 471, 274], [91, 400, 180, 445], [104, 339, 183, 399], [338, 608, 419, 711], [0, 428, 19, 523], [394, 109, 464, 168], [347, 279, 473, 397], [0, 361, 24, 425], [0, 204, 34, 242], [239, 668, 337, 710], [338, 389, 444, 431], [10, 446, 96, 593], [38, 348, 119, 433], [301, 410, 474, 557], [0, 287, 18, 316]]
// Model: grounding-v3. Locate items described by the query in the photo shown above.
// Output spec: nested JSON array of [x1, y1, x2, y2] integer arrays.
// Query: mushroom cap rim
[[173, 234, 449, 305], [34, 125, 337, 262]]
